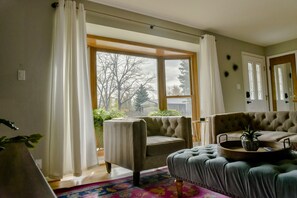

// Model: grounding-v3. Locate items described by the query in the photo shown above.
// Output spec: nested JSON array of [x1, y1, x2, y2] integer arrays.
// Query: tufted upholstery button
[[167, 144, 297, 198]]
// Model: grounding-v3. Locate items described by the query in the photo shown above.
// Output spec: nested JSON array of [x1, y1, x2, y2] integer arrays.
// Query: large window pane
[[96, 52, 158, 116], [256, 63, 263, 100], [165, 59, 191, 96], [278, 67, 285, 100], [167, 98, 192, 116], [248, 62, 255, 100]]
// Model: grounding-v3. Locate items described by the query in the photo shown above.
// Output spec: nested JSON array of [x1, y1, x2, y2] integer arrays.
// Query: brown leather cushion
[[257, 131, 296, 141], [146, 136, 185, 156], [247, 112, 297, 132], [138, 116, 188, 137], [216, 130, 243, 143], [279, 134, 297, 150]]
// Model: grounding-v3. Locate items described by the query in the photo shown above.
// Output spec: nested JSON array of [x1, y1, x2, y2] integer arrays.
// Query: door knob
[[246, 91, 250, 98], [247, 101, 252, 104]]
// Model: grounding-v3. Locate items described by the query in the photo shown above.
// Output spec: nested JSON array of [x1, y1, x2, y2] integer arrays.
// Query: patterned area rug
[[54, 168, 230, 198]]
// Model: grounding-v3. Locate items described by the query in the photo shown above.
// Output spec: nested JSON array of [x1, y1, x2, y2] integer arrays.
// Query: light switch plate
[[18, 70, 26, 80]]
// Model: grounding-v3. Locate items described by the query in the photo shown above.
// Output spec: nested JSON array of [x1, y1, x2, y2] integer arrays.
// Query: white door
[[274, 63, 293, 111], [242, 53, 269, 112]]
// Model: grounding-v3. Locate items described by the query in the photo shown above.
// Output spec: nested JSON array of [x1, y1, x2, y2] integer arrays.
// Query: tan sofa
[[103, 116, 192, 185], [211, 111, 297, 150]]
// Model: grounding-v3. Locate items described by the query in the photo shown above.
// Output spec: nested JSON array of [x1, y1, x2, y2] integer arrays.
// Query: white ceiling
[[90, 0, 297, 47]]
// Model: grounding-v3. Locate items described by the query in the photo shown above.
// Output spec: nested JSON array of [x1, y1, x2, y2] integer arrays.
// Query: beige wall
[[0, 0, 266, 174], [84, 1, 202, 44], [265, 38, 297, 56], [214, 34, 264, 112], [0, 0, 54, 174]]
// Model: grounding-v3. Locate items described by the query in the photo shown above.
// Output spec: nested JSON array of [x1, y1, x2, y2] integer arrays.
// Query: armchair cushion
[[146, 136, 185, 156]]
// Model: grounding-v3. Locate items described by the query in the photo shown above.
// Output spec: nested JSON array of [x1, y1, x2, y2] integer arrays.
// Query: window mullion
[[90, 47, 97, 109], [157, 57, 167, 110]]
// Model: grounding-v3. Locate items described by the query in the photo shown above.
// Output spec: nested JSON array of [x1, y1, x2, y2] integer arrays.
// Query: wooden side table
[[192, 117, 208, 144]]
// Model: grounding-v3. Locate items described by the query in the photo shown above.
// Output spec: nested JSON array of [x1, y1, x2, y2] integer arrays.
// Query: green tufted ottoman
[[167, 144, 297, 198]]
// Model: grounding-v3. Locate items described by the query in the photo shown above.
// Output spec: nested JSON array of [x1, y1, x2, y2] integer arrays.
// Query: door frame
[[267, 50, 297, 111], [241, 52, 269, 112]]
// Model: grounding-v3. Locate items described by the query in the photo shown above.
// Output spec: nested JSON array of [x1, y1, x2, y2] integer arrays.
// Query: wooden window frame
[[88, 34, 199, 122]]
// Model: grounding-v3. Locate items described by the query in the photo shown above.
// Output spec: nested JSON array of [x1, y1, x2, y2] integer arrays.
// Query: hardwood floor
[[49, 142, 199, 191], [49, 163, 133, 190], [48, 152, 132, 190]]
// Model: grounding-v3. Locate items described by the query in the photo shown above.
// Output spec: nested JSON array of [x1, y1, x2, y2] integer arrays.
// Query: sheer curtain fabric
[[199, 34, 225, 145], [48, 0, 97, 178]]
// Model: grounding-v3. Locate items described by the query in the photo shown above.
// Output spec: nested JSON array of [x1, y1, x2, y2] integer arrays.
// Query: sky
[[141, 58, 183, 85]]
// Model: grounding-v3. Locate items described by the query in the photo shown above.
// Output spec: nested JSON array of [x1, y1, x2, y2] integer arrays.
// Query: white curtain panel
[[48, 0, 97, 179], [199, 34, 225, 145]]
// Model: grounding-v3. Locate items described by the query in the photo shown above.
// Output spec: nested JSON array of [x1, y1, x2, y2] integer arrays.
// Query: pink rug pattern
[[54, 168, 230, 198]]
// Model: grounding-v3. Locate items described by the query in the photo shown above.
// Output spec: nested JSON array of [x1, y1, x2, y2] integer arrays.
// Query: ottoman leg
[[175, 179, 183, 198]]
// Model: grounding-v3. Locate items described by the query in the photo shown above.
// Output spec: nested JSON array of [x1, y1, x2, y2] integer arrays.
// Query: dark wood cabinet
[[0, 143, 56, 198]]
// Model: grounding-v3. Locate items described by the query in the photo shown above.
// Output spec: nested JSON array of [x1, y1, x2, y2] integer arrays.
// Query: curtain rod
[[51, 2, 203, 39]]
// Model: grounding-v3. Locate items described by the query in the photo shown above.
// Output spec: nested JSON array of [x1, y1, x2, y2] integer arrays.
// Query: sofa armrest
[[175, 117, 193, 148], [210, 112, 247, 143], [103, 118, 147, 171]]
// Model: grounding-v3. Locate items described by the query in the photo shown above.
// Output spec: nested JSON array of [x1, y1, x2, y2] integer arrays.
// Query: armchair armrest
[[103, 118, 147, 171], [210, 112, 247, 143]]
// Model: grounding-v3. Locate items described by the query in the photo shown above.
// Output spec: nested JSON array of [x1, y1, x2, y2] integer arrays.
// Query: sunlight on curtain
[[48, 0, 97, 179], [199, 34, 225, 145]]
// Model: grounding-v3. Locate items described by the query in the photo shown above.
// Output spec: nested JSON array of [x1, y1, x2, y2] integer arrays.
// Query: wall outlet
[[35, 159, 42, 169]]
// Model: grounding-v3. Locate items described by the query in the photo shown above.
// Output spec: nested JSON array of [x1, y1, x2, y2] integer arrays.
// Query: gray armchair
[[103, 116, 192, 185]]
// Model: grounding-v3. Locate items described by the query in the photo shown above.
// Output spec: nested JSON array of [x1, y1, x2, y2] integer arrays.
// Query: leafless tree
[[96, 52, 155, 110], [96, 53, 117, 110]]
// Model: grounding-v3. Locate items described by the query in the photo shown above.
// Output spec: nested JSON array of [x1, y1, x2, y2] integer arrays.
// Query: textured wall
[[265, 38, 297, 56], [214, 35, 264, 112], [0, 0, 54, 174]]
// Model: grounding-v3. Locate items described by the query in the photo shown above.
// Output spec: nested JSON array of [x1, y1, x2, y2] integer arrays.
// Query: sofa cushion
[[279, 135, 297, 150], [247, 112, 297, 132], [257, 131, 296, 142], [217, 130, 243, 142], [146, 136, 185, 156]]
